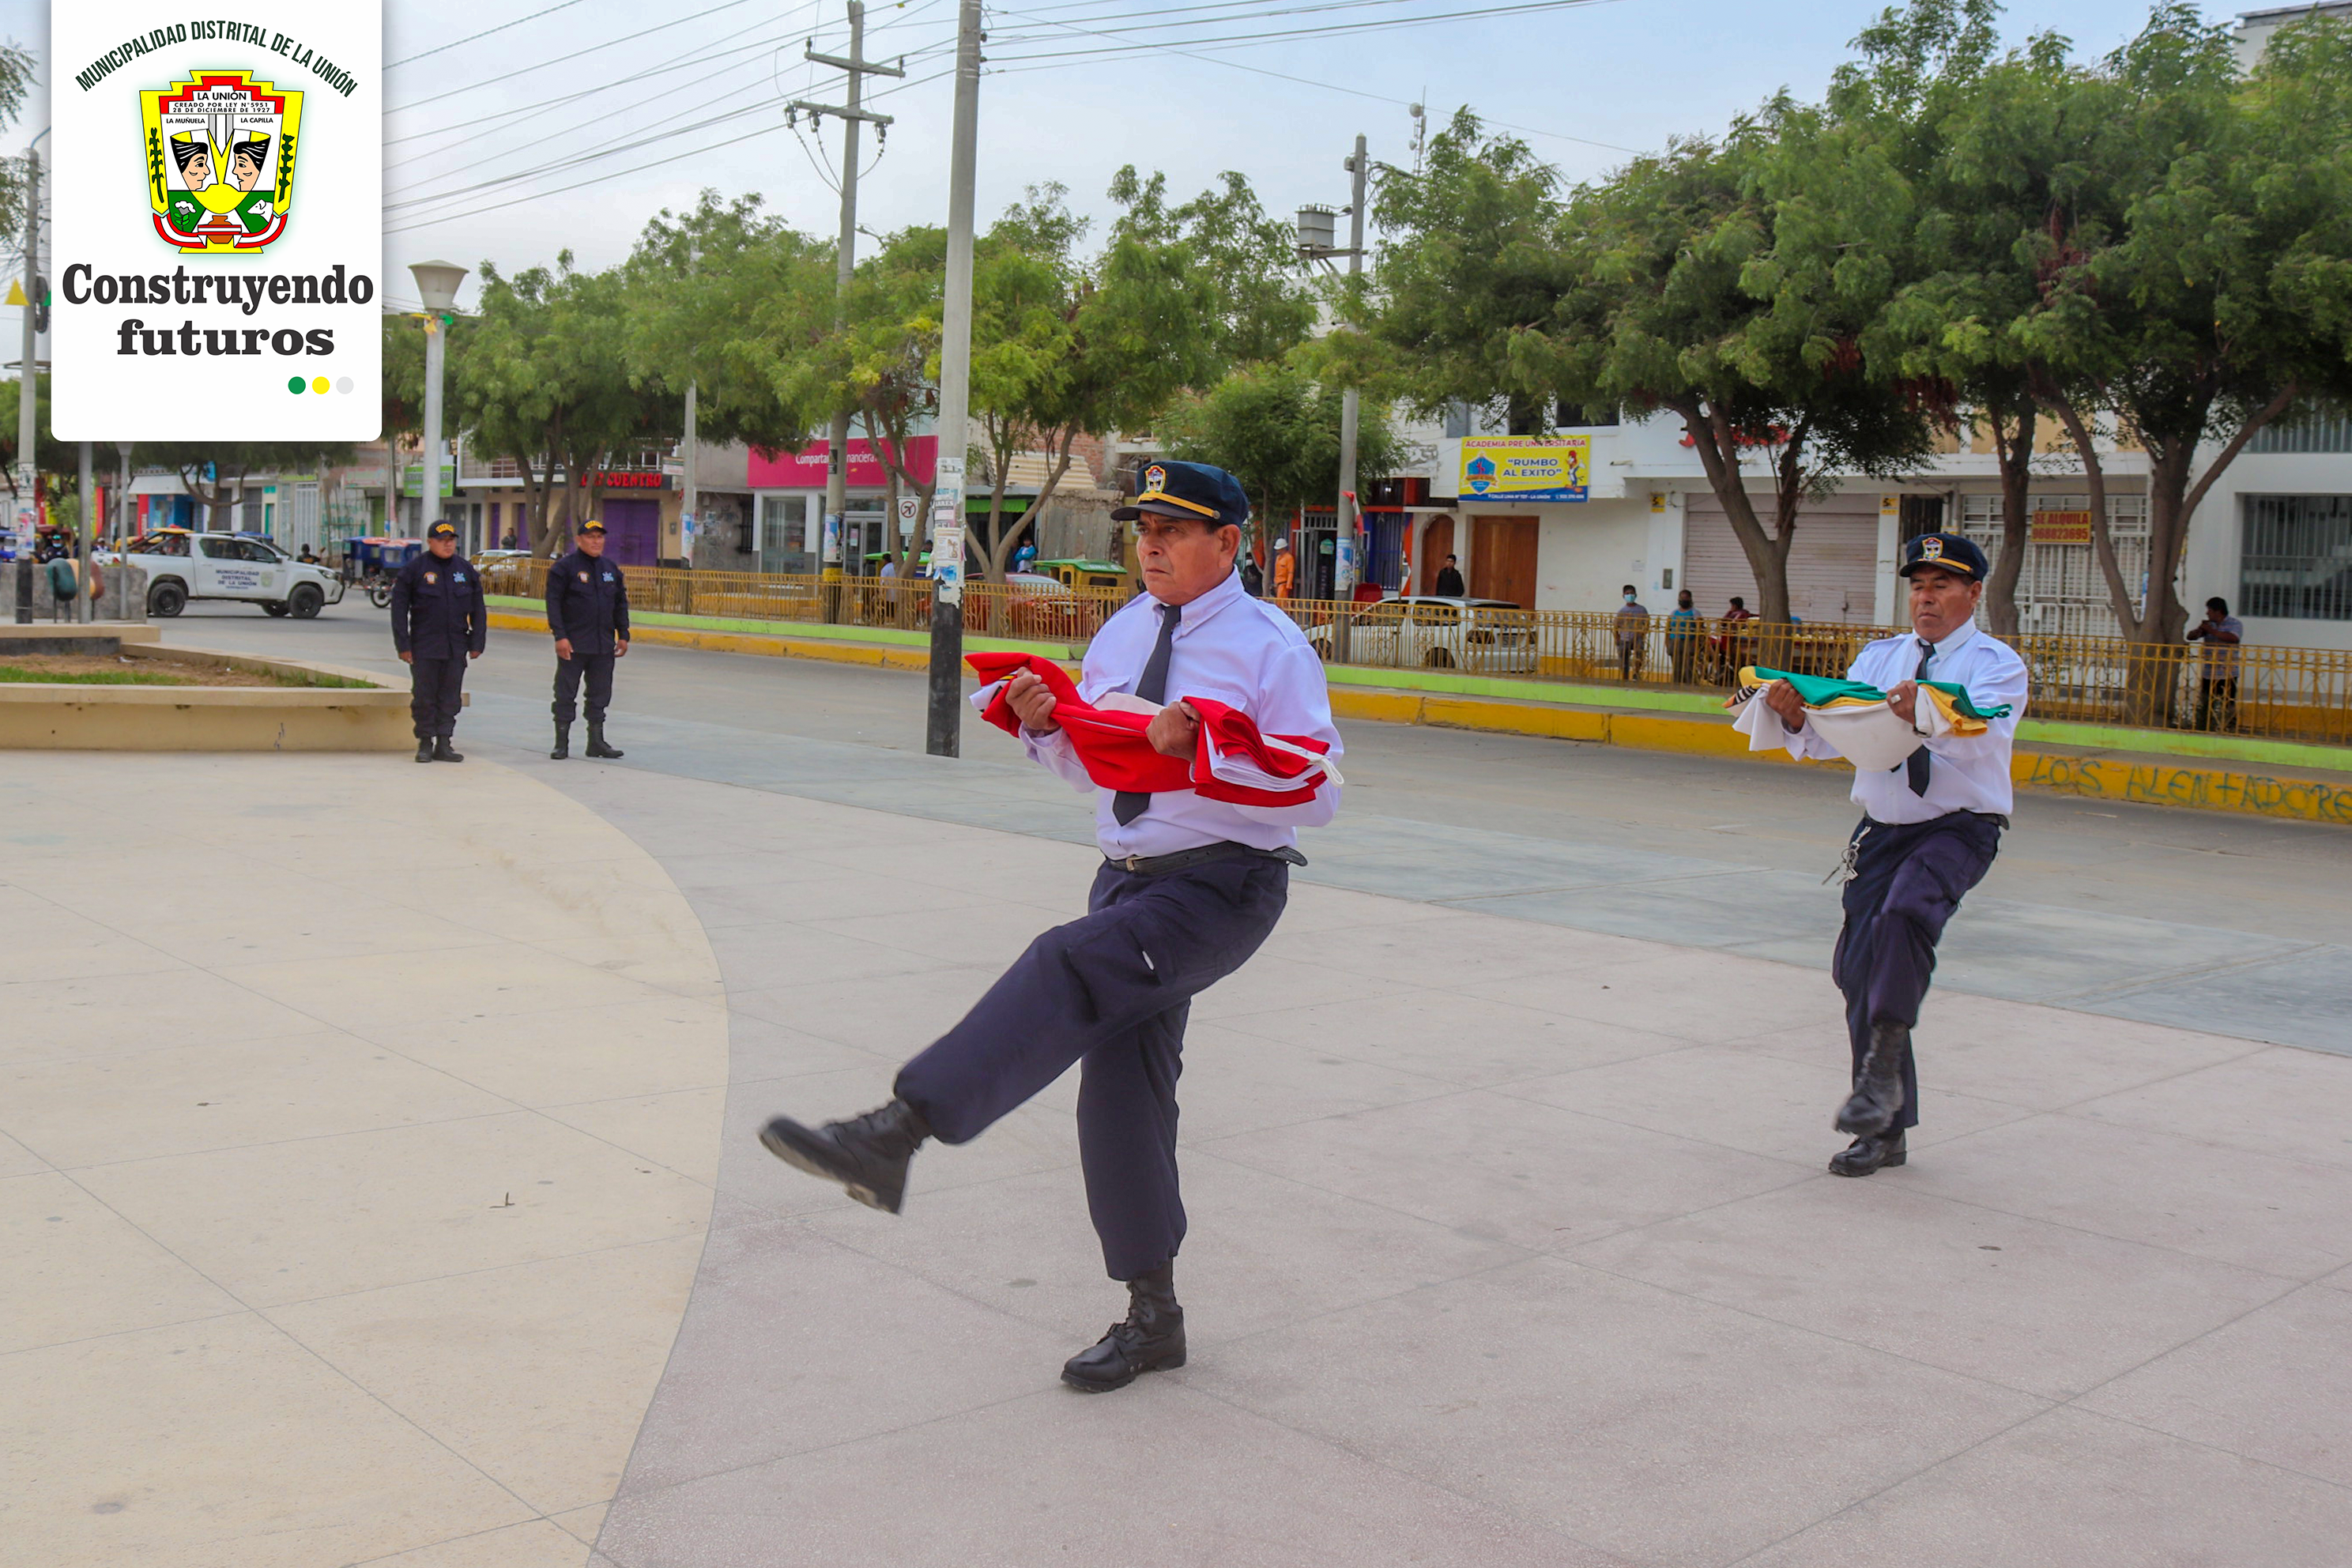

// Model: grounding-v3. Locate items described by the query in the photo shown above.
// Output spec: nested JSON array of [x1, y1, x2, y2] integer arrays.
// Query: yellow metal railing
[[484, 558, 2352, 747]]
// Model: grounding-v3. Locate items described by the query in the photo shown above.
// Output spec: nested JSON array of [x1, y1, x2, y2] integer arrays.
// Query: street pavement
[[164, 601, 2352, 1053], [5, 599, 2325, 1566]]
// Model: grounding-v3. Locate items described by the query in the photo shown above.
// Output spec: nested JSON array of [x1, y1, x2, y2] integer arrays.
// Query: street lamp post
[[408, 261, 467, 539]]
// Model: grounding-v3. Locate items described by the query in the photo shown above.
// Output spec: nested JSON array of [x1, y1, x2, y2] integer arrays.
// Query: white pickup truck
[[123, 528, 346, 618]]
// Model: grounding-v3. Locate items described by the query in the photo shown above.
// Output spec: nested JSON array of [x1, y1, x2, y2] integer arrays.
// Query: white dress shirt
[[1021, 568, 1343, 858], [1785, 616, 2030, 823]]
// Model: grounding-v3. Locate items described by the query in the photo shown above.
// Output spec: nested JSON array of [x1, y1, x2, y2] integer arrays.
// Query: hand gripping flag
[[966, 651, 1341, 807], [1727, 665, 2014, 771]]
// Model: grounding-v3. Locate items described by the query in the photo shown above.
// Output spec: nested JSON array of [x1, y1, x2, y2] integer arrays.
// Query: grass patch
[[0, 662, 194, 686]]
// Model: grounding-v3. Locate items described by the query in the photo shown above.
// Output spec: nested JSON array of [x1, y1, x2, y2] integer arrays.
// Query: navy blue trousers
[[407, 656, 466, 739], [1832, 812, 2002, 1132], [552, 651, 616, 726], [895, 854, 1290, 1281]]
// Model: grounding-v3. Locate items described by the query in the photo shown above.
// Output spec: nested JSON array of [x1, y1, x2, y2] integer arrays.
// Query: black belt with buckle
[[1106, 841, 1308, 876]]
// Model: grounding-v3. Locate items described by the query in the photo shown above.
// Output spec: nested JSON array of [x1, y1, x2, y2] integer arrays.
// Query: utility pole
[[793, 1, 903, 621], [1332, 133, 1368, 603], [14, 146, 40, 623], [76, 440, 91, 623], [680, 380, 697, 567], [925, 0, 982, 757]]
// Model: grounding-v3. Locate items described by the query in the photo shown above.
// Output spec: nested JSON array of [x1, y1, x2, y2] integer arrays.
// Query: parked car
[[1302, 595, 1536, 673], [123, 528, 346, 619]]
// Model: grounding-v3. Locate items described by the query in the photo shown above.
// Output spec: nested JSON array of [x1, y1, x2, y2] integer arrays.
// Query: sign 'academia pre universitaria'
[[1459, 435, 1592, 503], [50, 2, 383, 441]]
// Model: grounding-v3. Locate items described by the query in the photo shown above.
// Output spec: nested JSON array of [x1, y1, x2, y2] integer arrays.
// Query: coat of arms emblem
[[141, 70, 302, 252]]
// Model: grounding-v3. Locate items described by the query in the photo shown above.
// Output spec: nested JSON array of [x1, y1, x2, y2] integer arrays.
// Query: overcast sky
[[2, 0, 2239, 315]]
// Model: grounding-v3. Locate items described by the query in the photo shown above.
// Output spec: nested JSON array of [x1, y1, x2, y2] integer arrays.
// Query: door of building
[[1470, 514, 1539, 608], [1420, 514, 1453, 594], [1683, 492, 1879, 622], [601, 498, 661, 567]]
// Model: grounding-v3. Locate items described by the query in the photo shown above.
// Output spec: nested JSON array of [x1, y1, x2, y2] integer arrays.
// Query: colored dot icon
[[286, 375, 356, 394]]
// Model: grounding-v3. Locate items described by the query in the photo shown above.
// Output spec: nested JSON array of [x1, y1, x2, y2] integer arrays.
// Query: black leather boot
[[1829, 1129, 1907, 1176], [432, 737, 465, 763], [1836, 1019, 1908, 1136], [550, 723, 571, 760], [758, 1099, 929, 1213], [585, 724, 624, 758], [414, 740, 434, 763], [1062, 1264, 1186, 1393]]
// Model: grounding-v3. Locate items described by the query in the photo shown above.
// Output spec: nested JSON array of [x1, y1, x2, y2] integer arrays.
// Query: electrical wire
[[386, 0, 596, 69], [386, 64, 956, 236], [386, 0, 770, 115], [386, 15, 801, 160], [981, 0, 1634, 65], [980, 0, 1640, 152]]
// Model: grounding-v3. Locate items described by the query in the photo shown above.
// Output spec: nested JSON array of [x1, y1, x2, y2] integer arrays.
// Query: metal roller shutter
[[1683, 492, 1881, 623]]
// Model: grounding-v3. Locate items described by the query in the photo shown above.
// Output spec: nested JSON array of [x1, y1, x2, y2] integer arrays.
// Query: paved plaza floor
[[9, 728, 2352, 1566]]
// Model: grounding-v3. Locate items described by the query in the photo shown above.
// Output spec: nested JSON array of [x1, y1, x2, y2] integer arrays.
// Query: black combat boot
[[758, 1099, 929, 1214], [585, 723, 624, 759], [1835, 1019, 1908, 1136], [432, 737, 465, 763], [415, 740, 435, 763], [1829, 1129, 1907, 1177], [1061, 1263, 1186, 1393], [550, 722, 571, 760]]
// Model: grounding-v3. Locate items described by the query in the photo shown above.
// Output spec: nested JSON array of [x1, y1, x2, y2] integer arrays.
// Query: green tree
[[457, 254, 669, 556], [1373, 108, 1935, 623], [1159, 358, 1403, 550], [2059, 9, 2352, 650]]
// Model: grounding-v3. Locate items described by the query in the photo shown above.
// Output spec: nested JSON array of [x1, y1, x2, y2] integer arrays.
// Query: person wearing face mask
[[1665, 588, 1700, 684], [1614, 583, 1651, 682]]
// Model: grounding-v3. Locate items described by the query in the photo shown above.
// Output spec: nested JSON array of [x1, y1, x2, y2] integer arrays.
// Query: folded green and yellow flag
[[1728, 665, 2014, 770]]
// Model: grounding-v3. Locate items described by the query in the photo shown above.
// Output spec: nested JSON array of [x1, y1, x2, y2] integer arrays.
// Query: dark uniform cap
[[426, 520, 459, 540], [1899, 531, 1989, 580], [578, 520, 606, 535], [1112, 461, 1250, 530]]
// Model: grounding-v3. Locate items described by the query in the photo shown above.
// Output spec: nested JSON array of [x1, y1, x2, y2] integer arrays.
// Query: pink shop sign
[[748, 436, 937, 489]]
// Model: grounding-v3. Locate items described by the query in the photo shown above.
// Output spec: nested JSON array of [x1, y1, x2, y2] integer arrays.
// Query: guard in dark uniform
[[1765, 534, 2030, 1174], [544, 519, 631, 760], [756, 462, 1343, 1393], [389, 519, 486, 763]]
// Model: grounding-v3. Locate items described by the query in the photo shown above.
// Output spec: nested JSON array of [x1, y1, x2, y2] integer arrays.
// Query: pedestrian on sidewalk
[[390, 521, 487, 763], [1666, 588, 1699, 684], [1763, 533, 2027, 1176], [545, 520, 631, 760], [2186, 596, 2243, 733], [758, 460, 1342, 1393], [1433, 553, 1465, 597], [1615, 584, 1650, 681]]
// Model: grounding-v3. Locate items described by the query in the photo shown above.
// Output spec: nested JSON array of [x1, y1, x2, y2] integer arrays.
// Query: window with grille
[[2248, 405, 2352, 454], [2241, 495, 2352, 620], [1956, 492, 2149, 638]]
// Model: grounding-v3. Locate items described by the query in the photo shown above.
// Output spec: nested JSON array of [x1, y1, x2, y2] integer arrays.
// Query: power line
[[386, 0, 596, 69], [386, 0, 770, 115], [982, 0, 1639, 153], [386, 65, 955, 236], [982, 0, 1636, 64]]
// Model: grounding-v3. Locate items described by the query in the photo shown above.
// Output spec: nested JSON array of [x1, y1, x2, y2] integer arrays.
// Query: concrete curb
[[0, 641, 410, 752], [484, 609, 2352, 825]]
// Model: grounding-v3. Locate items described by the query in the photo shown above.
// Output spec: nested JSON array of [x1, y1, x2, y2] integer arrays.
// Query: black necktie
[[1905, 638, 1933, 796], [1113, 602, 1181, 826]]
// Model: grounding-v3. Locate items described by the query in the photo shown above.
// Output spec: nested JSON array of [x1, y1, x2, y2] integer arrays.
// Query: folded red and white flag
[[966, 651, 1342, 807]]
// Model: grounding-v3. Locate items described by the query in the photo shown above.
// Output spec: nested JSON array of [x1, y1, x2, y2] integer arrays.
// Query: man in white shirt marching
[[1765, 533, 2029, 1176], [759, 461, 1340, 1389]]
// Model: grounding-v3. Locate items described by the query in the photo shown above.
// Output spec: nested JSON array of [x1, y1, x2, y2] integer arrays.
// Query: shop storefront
[[749, 437, 937, 575]]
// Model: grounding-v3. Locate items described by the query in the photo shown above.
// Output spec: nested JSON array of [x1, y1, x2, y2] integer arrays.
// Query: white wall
[[1534, 499, 1653, 612]]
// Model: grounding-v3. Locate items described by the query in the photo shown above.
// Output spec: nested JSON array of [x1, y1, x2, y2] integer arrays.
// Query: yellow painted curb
[[484, 610, 2352, 825]]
